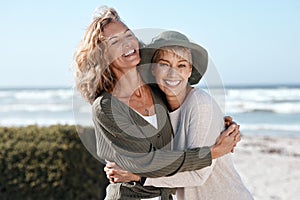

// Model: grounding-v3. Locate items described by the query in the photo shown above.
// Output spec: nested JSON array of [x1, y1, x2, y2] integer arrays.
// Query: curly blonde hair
[[73, 7, 121, 104]]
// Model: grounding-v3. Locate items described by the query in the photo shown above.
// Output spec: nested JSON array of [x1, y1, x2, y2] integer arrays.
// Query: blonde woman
[[73, 6, 240, 200]]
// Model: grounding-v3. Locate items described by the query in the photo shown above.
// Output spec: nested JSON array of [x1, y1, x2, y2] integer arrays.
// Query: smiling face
[[152, 47, 193, 100], [103, 21, 140, 73]]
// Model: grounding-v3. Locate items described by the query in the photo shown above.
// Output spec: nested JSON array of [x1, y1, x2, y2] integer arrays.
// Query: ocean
[[1, 85, 299, 137]]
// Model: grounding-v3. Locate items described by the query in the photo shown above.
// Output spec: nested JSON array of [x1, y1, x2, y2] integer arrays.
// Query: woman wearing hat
[[106, 31, 253, 199], [73, 6, 240, 200]]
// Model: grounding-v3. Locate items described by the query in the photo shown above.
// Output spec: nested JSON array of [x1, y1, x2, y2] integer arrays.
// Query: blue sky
[[1, 0, 299, 87]]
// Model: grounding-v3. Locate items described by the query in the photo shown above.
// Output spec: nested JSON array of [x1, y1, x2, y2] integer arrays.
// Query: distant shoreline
[[1, 83, 300, 90]]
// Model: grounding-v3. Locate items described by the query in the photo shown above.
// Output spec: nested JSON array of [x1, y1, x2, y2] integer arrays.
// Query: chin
[[163, 88, 178, 97]]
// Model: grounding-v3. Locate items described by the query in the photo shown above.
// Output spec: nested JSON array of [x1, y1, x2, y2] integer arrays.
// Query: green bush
[[0, 125, 109, 200]]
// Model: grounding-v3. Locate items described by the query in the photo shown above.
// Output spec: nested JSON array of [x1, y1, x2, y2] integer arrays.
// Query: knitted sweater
[[144, 88, 253, 200], [92, 85, 213, 200]]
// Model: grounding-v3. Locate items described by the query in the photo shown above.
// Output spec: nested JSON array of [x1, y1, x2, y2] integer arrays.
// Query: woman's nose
[[167, 67, 177, 76], [122, 39, 133, 51]]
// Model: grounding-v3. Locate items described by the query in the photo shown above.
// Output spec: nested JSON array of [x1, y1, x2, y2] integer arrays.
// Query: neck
[[111, 68, 142, 97], [167, 86, 192, 111]]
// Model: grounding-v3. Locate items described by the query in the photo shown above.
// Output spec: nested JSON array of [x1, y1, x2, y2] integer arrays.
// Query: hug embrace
[[73, 6, 253, 200]]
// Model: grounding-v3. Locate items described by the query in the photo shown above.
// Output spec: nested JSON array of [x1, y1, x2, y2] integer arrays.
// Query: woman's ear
[[151, 64, 156, 76], [188, 64, 193, 78]]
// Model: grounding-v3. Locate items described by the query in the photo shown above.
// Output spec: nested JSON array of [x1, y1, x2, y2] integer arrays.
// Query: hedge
[[0, 125, 109, 200]]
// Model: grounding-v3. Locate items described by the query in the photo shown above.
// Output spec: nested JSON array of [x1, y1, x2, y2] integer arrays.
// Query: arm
[[104, 90, 240, 185], [144, 89, 224, 187], [93, 94, 212, 178]]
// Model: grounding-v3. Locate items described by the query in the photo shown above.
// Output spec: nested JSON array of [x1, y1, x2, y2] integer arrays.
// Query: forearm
[[97, 133, 212, 178], [144, 159, 216, 187]]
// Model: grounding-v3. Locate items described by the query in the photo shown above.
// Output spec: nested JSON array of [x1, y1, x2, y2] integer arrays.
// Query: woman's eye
[[110, 40, 119, 46], [126, 33, 134, 38], [159, 63, 169, 67], [178, 64, 187, 68]]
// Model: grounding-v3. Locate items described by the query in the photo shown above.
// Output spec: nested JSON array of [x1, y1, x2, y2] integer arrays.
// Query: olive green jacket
[[92, 85, 212, 200]]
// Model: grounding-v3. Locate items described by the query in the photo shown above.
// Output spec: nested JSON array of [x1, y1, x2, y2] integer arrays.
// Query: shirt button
[[157, 133, 161, 137]]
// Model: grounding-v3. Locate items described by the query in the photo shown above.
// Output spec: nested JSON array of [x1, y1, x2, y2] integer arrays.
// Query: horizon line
[[1, 83, 300, 90]]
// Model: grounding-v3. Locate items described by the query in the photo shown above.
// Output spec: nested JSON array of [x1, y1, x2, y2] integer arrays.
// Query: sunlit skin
[[152, 50, 193, 111], [103, 21, 155, 116], [103, 21, 140, 78]]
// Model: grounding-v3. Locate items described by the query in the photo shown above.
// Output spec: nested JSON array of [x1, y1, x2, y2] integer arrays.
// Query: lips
[[123, 49, 136, 57], [164, 80, 181, 87]]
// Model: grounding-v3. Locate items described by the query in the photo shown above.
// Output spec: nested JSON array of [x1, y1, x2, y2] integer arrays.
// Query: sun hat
[[138, 30, 208, 85]]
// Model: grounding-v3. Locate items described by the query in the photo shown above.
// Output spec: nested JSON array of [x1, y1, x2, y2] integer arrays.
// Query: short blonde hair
[[152, 46, 192, 65], [73, 7, 121, 104]]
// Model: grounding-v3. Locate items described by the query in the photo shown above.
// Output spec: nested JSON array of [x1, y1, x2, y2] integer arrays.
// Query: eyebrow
[[158, 59, 170, 63], [107, 28, 130, 41], [178, 59, 189, 63], [158, 58, 189, 63]]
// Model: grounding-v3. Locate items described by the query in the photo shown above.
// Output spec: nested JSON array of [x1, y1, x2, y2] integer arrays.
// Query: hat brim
[[138, 40, 208, 85]]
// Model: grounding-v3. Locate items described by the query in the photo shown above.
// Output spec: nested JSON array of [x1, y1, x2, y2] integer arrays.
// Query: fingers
[[105, 169, 119, 183], [105, 161, 116, 168], [236, 132, 241, 141], [104, 166, 108, 172], [231, 132, 241, 153], [107, 172, 125, 183], [229, 124, 240, 137], [224, 116, 232, 123], [221, 124, 236, 137], [224, 116, 233, 128], [234, 132, 241, 145], [109, 178, 115, 184]]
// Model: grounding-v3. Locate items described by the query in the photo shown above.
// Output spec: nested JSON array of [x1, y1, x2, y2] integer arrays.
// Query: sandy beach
[[232, 135, 300, 200]]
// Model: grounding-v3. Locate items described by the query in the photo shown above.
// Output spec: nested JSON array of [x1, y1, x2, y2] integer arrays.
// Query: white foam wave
[[0, 104, 72, 112], [0, 89, 73, 101], [0, 91, 12, 98], [0, 118, 76, 127], [225, 88, 300, 114], [14, 89, 73, 100], [226, 101, 300, 114], [241, 124, 300, 133], [226, 88, 300, 102], [0, 117, 93, 127]]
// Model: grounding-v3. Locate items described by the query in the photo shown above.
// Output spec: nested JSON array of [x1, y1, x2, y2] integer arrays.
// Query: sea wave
[[226, 88, 300, 102], [0, 88, 73, 101], [226, 101, 300, 114], [0, 104, 72, 112], [225, 87, 300, 114], [241, 124, 300, 132], [1, 86, 300, 137], [0, 118, 76, 127]]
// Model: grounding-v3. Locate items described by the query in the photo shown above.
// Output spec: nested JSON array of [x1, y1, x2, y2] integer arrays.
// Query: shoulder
[[187, 88, 214, 105], [184, 88, 223, 115], [92, 92, 115, 117]]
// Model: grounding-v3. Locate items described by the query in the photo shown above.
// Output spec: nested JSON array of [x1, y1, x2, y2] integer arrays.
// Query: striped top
[[92, 84, 212, 199]]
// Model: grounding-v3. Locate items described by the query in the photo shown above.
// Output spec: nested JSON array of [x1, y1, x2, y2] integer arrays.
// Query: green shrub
[[0, 125, 109, 200]]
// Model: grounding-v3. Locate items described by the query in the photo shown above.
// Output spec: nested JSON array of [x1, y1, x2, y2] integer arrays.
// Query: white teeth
[[124, 49, 135, 57], [165, 80, 181, 86]]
